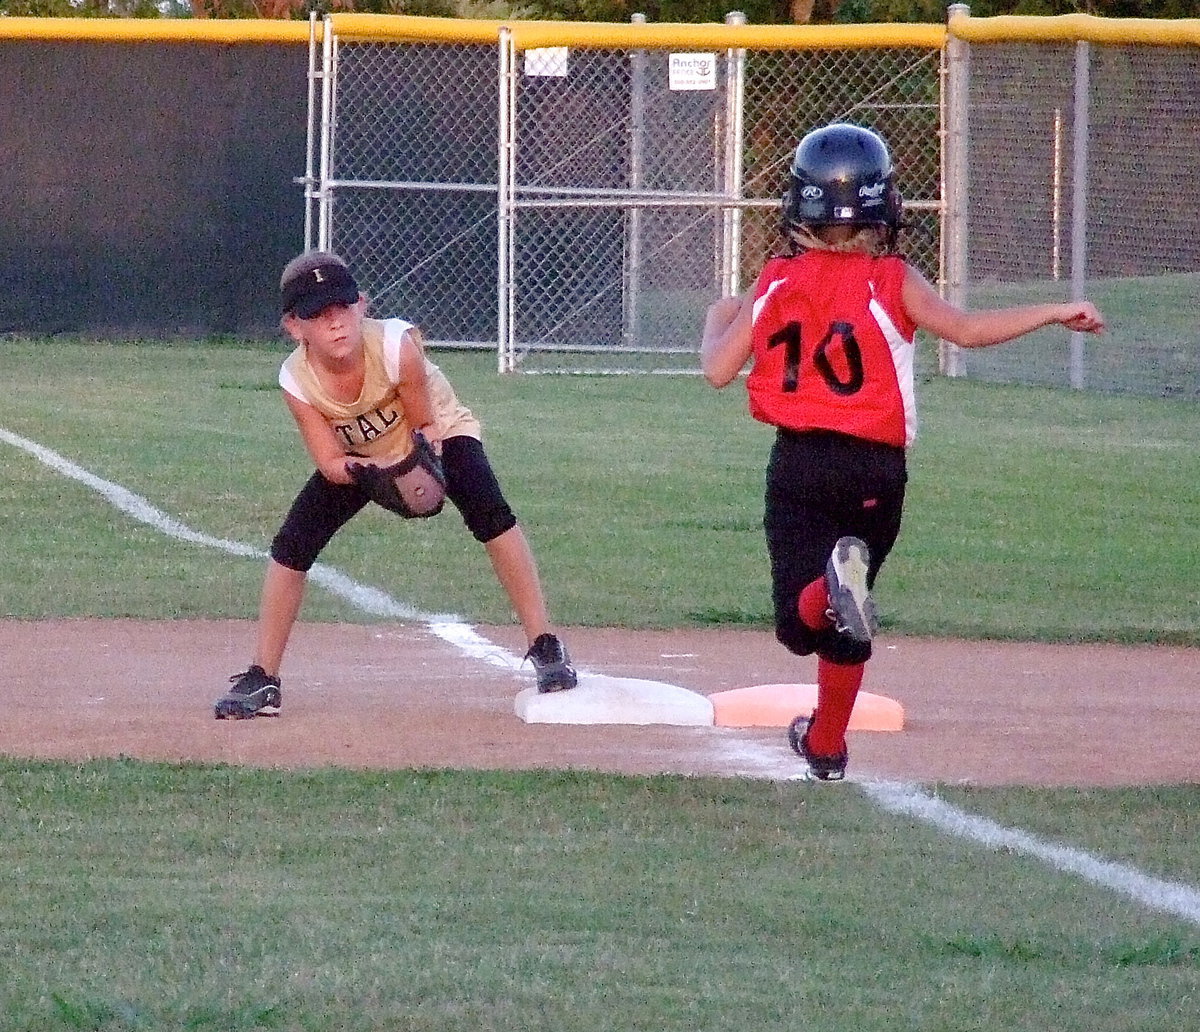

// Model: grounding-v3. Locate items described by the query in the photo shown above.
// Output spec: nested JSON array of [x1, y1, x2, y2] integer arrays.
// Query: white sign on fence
[[668, 53, 716, 91], [525, 46, 569, 77]]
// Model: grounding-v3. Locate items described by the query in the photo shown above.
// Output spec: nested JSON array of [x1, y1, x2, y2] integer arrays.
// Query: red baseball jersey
[[745, 250, 919, 447]]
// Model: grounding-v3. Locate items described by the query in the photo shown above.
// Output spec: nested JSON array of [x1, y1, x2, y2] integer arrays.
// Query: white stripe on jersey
[[752, 279, 786, 325], [382, 317, 414, 382], [868, 283, 918, 446]]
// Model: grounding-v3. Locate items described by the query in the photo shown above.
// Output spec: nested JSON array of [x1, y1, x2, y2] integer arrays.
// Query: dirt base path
[[7, 619, 1197, 786]]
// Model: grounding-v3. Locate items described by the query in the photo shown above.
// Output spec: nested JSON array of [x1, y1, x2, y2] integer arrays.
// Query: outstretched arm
[[903, 265, 1105, 349], [701, 291, 755, 387], [285, 392, 357, 484], [394, 327, 439, 444]]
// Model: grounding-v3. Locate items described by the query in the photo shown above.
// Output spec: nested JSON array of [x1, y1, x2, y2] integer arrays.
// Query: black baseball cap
[[281, 261, 361, 318]]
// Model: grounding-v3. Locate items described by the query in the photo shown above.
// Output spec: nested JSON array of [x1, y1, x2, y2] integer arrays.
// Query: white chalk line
[[6, 425, 1199, 927], [0, 427, 520, 674], [863, 778, 1200, 927]]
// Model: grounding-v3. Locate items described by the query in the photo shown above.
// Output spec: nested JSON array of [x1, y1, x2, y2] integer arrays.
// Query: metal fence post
[[301, 11, 319, 252], [1051, 106, 1063, 281], [498, 26, 515, 373], [942, 3, 970, 378], [721, 10, 747, 298], [316, 15, 336, 251], [624, 13, 648, 351], [1068, 40, 1090, 390]]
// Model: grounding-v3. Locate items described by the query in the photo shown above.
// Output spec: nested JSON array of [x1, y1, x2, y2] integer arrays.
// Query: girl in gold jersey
[[215, 252, 576, 718]]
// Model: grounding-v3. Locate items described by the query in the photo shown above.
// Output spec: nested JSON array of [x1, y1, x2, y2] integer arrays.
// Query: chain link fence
[[311, 12, 1199, 395], [310, 17, 943, 374], [313, 38, 500, 344], [951, 27, 1200, 397], [501, 30, 942, 372]]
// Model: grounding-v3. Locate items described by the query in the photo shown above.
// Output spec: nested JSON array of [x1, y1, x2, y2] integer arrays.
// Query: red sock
[[797, 576, 831, 631], [807, 657, 865, 756]]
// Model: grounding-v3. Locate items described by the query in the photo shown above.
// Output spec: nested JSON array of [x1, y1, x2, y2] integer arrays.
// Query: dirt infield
[[7, 619, 1197, 787]]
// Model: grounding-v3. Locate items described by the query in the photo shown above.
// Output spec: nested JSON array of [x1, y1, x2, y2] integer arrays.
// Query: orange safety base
[[710, 682, 904, 731]]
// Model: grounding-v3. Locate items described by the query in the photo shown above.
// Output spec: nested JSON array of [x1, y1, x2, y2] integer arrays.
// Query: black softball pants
[[270, 435, 518, 572], [764, 428, 907, 658]]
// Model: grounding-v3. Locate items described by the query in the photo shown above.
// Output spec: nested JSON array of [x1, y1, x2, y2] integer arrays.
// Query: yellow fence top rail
[[949, 11, 1200, 46], [2, 13, 1195, 48], [504, 20, 945, 51], [0, 16, 314, 43], [328, 14, 945, 50], [328, 13, 503, 44]]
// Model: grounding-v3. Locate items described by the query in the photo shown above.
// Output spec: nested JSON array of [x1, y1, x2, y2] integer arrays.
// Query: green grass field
[[2, 339, 1197, 642], [965, 273, 1200, 397], [1, 336, 1197, 1030]]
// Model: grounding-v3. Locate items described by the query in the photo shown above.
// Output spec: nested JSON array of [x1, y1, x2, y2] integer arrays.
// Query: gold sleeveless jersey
[[280, 317, 481, 462]]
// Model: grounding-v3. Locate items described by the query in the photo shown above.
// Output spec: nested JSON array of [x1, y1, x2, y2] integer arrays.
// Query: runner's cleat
[[824, 536, 877, 662], [788, 714, 848, 782]]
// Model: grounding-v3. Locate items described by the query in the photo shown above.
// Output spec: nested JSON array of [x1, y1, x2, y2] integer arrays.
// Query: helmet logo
[[800, 185, 823, 200], [858, 182, 886, 199]]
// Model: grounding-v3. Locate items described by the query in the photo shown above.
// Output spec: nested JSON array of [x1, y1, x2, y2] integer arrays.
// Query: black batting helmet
[[782, 123, 903, 233]]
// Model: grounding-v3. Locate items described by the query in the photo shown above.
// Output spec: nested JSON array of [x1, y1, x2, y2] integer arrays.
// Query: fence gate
[[306, 18, 503, 352], [498, 19, 752, 373], [499, 20, 943, 373], [307, 15, 944, 374]]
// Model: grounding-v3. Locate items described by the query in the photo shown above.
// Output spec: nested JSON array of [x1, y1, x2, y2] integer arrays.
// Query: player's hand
[[704, 294, 746, 336], [416, 424, 443, 455], [337, 455, 378, 484], [1060, 302, 1105, 334], [701, 290, 754, 388]]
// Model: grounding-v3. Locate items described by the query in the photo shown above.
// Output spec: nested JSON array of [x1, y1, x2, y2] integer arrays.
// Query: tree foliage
[[2, 0, 187, 14], [0, 0, 1191, 24]]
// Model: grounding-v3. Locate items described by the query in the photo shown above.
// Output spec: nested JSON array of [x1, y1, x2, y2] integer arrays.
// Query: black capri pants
[[270, 435, 517, 572], [765, 428, 907, 658]]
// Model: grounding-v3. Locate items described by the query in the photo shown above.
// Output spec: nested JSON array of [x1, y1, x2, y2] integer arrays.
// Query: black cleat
[[824, 536, 877, 664], [214, 665, 282, 719], [788, 713, 848, 782], [524, 633, 577, 693]]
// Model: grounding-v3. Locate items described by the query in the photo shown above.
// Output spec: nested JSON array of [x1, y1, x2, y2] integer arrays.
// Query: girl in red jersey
[[701, 123, 1104, 781]]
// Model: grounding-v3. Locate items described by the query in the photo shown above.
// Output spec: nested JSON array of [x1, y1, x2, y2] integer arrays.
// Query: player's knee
[[269, 531, 319, 572], [815, 629, 873, 665], [466, 503, 517, 544], [775, 617, 820, 658]]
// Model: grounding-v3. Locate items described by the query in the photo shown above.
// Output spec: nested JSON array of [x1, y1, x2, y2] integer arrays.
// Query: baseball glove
[[347, 430, 447, 518]]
